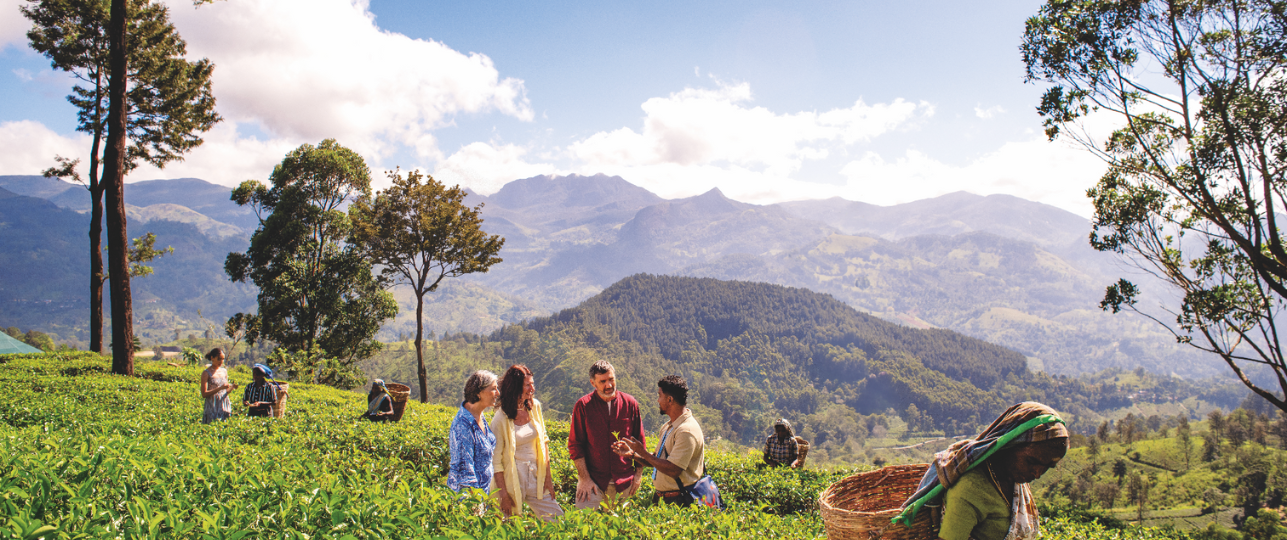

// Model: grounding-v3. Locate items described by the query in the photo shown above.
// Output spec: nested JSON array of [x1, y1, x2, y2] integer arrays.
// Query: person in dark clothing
[[366, 379, 395, 422], [242, 365, 278, 417], [763, 418, 801, 468]]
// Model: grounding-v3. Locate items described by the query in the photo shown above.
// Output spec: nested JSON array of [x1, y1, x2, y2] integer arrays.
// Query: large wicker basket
[[819, 464, 937, 540], [386, 383, 410, 422], [271, 382, 289, 418]]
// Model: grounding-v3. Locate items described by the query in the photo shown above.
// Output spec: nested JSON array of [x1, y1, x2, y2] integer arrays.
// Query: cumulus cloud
[[568, 81, 932, 196], [556, 81, 1116, 215], [1, 0, 30, 50], [433, 142, 556, 194], [838, 133, 1107, 216], [0, 120, 89, 175], [161, 0, 532, 163], [0, 119, 296, 187], [128, 123, 299, 186], [975, 104, 1005, 119]]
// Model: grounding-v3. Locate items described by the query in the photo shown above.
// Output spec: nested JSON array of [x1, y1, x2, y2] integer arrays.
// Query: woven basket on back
[[386, 383, 410, 422], [819, 464, 937, 540], [271, 382, 289, 418]]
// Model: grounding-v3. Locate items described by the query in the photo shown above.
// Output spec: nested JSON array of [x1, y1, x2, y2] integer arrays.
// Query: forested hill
[[529, 274, 1028, 390], [499, 274, 1034, 444], [363, 273, 1244, 461]]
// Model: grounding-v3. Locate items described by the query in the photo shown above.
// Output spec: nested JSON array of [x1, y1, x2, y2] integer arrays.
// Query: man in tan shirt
[[611, 375, 705, 506]]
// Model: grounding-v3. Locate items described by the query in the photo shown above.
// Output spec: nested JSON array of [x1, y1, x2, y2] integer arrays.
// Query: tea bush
[[0, 353, 831, 539], [0, 352, 1198, 539]]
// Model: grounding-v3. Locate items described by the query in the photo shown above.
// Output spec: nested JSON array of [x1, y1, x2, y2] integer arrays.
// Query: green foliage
[[521, 274, 1025, 434], [0, 352, 839, 539], [1241, 509, 1287, 540], [350, 168, 504, 402], [1023, 0, 1287, 413], [22, 0, 220, 356], [23, 330, 55, 352], [123, 231, 173, 278], [266, 344, 364, 389], [226, 140, 397, 386], [360, 274, 1250, 462], [21, 0, 220, 173]]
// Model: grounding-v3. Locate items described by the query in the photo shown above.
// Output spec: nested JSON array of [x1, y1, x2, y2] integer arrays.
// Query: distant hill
[[0, 172, 1220, 378], [0, 189, 256, 346], [0, 175, 254, 234], [362, 274, 1244, 460], [777, 191, 1090, 248], [452, 174, 1214, 377]]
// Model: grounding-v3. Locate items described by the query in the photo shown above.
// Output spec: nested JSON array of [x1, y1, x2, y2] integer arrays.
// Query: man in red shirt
[[568, 360, 645, 509]]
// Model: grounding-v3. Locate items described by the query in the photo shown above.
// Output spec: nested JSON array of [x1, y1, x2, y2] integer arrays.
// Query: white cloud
[[0, 119, 297, 187], [556, 81, 1116, 215], [975, 104, 1006, 119], [434, 142, 556, 194], [0, 120, 89, 176], [1, 0, 30, 50], [567, 81, 932, 196], [838, 133, 1107, 216], [128, 123, 298, 186], [161, 0, 532, 163]]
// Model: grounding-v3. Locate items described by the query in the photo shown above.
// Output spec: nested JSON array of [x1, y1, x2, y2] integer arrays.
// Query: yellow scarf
[[488, 398, 551, 507]]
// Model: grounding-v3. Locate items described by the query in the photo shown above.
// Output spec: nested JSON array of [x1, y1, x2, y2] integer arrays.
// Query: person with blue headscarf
[[242, 363, 279, 417], [894, 402, 1069, 540], [366, 379, 395, 422]]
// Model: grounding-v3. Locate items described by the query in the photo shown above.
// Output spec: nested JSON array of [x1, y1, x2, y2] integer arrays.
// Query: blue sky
[[0, 0, 1108, 215]]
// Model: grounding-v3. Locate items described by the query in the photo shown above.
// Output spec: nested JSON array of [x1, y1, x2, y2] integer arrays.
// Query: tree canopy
[[350, 169, 504, 402], [226, 139, 397, 388], [1023, 0, 1287, 411], [24, 0, 219, 358]]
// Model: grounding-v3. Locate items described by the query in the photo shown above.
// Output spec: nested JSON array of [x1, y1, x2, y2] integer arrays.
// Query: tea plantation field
[[0, 352, 1193, 539]]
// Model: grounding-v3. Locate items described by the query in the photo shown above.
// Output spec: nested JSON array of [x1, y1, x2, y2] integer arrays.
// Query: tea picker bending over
[[894, 402, 1069, 540]]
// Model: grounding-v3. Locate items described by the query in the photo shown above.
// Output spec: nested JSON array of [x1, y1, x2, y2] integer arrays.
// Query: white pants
[[512, 459, 563, 521]]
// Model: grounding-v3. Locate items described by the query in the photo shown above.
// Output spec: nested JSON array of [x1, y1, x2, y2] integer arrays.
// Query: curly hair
[[499, 365, 534, 420], [463, 370, 498, 404], [658, 374, 688, 406]]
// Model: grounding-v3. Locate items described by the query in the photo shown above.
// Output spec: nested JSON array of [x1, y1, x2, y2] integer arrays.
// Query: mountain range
[[0, 172, 1216, 378]]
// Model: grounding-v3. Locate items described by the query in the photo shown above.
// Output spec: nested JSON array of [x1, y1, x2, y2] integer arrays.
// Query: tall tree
[[225, 140, 397, 388], [350, 169, 505, 402], [24, 0, 220, 361], [1023, 0, 1287, 412]]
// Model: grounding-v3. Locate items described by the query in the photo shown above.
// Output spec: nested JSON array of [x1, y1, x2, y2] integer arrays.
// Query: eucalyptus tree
[[24, 0, 219, 365], [1023, 0, 1287, 412], [225, 140, 397, 388], [350, 169, 504, 402]]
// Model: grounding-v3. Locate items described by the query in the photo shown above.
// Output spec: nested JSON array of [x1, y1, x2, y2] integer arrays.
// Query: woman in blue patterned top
[[448, 370, 500, 492]]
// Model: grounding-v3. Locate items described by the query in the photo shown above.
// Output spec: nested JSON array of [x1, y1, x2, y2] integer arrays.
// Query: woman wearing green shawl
[[894, 402, 1069, 540]]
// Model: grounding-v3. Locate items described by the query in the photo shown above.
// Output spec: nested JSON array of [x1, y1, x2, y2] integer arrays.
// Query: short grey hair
[[588, 360, 614, 378], [463, 370, 498, 404]]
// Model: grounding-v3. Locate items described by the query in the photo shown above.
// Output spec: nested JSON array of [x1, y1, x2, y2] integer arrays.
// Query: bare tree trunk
[[89, 133, 104, 355], [104, 0, 133, 375], [415, 290, 427, 403]]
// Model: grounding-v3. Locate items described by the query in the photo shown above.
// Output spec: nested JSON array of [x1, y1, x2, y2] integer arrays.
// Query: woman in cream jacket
[[491, 365, 564, 519]]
